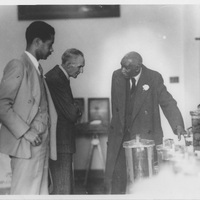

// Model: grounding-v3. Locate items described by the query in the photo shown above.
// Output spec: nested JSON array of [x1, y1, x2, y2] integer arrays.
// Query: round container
[[190, 110, 200, 150], [156, 144, 174, 168], [123, 139, 155, 193]]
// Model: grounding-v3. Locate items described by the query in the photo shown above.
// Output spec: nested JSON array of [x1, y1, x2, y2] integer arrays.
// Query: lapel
[[115, 70, 127, 127], [130, 65, 153, 123], [43, 79, 57, 124], [57, 66, 73, 98], [44, 78, 58, 160], [21, 53, 41, 103], [21, 53, 41, 124]]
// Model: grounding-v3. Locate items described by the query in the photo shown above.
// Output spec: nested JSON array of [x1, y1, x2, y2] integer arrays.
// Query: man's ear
[[33, 38, 42, 48]]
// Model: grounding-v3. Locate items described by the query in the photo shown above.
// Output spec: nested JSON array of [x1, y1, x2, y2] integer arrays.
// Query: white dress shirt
[[130, 68, 142, 87], [25, 51, 41, 76], [59, 65, 70, 80]]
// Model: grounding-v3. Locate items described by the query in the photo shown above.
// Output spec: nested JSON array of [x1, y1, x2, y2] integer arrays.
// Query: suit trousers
[[10, 131, 49, 195], [49, 153, 73, 194], [111, 145, 127, 194]]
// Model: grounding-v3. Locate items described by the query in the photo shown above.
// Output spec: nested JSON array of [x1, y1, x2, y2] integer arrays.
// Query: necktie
[[38, 64, 43, 78], [130, 78, 136, 94]]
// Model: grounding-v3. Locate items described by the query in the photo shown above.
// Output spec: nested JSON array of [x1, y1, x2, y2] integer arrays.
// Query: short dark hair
[[25, 21, 55, 45], [62, 48, 84, 64]]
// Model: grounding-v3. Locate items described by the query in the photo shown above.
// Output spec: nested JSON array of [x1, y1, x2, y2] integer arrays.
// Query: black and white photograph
[[88, 98, 110, 125], [0, 0, 200, 199]]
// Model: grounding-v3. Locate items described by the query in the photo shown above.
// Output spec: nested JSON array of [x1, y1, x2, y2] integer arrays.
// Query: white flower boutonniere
[[143, 84, 149, 91]]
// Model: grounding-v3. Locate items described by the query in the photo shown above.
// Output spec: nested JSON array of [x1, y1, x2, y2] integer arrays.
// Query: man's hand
[[23, 128, 43, 147], [176, 125, 187, 141], [74, 102, 82, 117]]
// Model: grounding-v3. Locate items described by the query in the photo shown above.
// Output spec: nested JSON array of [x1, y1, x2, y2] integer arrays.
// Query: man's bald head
[[121, 51, 143, 66], [121, 51, 143, 79]]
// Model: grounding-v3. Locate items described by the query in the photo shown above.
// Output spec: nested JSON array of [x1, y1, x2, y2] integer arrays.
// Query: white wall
[[0, 5, 200, 170], [183, 5, 200, 129]]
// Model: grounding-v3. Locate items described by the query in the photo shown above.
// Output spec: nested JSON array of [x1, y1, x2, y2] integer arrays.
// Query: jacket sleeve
[[45, 76, 80, 123], [0, 59, 30, 139], [156, 73, 185, 132]]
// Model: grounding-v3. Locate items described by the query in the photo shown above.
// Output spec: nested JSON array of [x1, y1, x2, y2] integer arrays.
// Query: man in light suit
[[45, 48, 84, 194], [0, 21, 57, 194], [104, 51, 186, 194]]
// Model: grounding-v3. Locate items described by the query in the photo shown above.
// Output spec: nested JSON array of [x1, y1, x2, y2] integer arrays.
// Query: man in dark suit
[[104, 51, 186, 194], [45, 48, 85, 194], [0, 21, 57, 194]]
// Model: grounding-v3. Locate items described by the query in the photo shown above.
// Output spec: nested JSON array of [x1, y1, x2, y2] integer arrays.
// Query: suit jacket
[[45, 65, 81, 154], [105, 65, 185, 190], [0, 53, 57, 160]]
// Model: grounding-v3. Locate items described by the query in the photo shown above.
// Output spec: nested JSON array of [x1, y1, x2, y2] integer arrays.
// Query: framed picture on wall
[[74, 98, 85, 124], [18, 5, 120, 20], [88, 98, 110, 125]]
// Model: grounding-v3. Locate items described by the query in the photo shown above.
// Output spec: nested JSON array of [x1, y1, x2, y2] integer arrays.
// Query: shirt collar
[[59, 65, 70, 80], [133, 68, 142, 85], [25, 51, 40, 74]]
